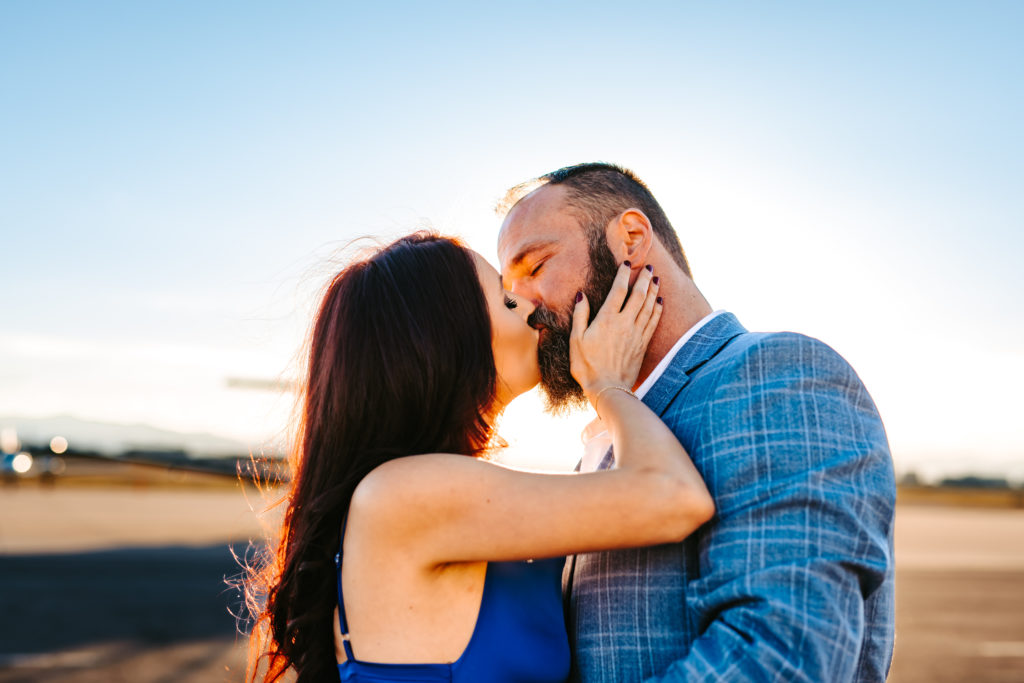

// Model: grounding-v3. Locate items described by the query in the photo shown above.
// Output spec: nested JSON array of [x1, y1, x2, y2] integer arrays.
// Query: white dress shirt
[[579, 310, 725, 472]]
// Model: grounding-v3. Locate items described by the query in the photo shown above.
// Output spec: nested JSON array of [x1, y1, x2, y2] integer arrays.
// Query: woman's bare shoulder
[[349, 453, 489, 517]]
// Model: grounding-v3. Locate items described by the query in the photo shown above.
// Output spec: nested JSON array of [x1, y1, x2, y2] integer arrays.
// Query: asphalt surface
[[0, 543, 253, 683], [1, 489, 1022, 682]]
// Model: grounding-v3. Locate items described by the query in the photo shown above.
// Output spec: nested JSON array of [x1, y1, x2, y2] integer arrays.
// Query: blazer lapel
[[642, 312, 747, 417], [574, 313, 749, 603], [592, 313, 747, 472]]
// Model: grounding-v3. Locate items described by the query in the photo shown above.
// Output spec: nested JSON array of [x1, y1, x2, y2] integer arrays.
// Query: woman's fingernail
[[652, 276, 660, 285], [656, 296, 664, 305], [575, 291, 583, 303], [645, 264, 653, 272], [623, 260, 631, 267]]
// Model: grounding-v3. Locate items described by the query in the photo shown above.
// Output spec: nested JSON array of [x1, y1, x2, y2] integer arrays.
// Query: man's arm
[[648, 333, 896, 682]]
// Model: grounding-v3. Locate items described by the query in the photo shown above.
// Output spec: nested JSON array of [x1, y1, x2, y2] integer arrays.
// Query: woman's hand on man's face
[[568, 261, 662, 402]]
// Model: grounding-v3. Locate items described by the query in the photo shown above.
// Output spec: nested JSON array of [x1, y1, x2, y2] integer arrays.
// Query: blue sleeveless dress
[[334, 523, 570, 682]]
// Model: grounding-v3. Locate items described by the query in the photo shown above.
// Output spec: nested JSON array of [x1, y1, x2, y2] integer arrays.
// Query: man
[[497, 163, 896, 682]]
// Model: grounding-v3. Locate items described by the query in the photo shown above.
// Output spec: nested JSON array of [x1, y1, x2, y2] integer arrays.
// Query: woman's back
[[335, 517, 570, 682]]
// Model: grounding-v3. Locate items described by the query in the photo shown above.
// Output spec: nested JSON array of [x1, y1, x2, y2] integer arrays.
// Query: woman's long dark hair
[[247, 232, 499, 683]]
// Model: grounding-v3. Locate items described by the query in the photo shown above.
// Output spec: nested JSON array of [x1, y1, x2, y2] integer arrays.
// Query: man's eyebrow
[[508, 240, 556, 270]]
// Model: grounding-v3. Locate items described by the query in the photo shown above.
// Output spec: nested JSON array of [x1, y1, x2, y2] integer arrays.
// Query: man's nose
[[509, 284, 544, 313], [509, 280, 540, 308]]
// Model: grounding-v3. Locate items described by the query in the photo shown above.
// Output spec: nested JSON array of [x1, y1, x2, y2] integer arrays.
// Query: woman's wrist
[[588, 384, 638, 419], [581, 380, 620, 405]]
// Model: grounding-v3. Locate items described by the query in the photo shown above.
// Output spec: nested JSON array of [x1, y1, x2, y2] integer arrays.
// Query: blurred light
[[50, 436, 68, 454], [12, 453, 33, 474], [1, 428, 18, 454], [46, 456, 67, 475]]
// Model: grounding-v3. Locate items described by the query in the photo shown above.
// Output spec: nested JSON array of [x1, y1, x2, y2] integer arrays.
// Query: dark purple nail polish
[[575, 291, 583, 303], [652, 276, 660, 285], [623, 260, 631, 267], [645, 264, 653, 272], [656, 296, 664, 305]]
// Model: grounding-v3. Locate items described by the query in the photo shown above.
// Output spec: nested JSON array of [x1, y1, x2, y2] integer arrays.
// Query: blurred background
[[1, 1, 1021, 681]]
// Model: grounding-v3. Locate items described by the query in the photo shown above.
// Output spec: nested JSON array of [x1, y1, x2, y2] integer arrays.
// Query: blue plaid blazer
[[564, 313, 895, 682]]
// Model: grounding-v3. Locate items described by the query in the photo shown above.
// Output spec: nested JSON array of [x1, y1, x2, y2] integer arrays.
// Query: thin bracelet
[[594, 384, 638, 418]]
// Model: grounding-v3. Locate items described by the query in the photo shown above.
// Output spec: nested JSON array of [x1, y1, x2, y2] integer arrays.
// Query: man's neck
[[633, 276, 712, 391]]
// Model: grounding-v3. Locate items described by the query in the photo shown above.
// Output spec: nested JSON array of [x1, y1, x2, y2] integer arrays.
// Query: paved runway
[[1, 488, 1022, 682], [0, 543, 252, 683]]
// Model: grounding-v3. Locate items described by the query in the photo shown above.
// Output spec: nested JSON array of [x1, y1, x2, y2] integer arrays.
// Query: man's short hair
[[500, 162, 691, 276]]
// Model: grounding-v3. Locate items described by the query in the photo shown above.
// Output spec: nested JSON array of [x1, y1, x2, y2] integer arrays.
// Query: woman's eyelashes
[[503, 295, 518, 310]]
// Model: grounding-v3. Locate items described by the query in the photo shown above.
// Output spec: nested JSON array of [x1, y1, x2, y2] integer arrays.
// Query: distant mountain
[[0, 414, 252, 457]]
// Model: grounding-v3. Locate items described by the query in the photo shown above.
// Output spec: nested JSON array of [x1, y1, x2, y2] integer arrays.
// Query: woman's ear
[[605, 209, 654, 268]]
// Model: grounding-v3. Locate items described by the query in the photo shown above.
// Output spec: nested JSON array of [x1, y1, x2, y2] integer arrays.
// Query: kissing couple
[[248, 163, 896, 683]]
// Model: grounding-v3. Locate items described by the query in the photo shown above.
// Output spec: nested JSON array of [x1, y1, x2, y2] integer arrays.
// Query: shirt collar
[[634, 310, 725, 399]]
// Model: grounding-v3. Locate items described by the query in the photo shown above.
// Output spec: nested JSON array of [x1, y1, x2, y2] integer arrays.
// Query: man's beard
[[527, 236, 620, 415]]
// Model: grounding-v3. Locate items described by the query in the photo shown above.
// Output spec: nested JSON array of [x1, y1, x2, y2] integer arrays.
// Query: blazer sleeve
[[647, 333, 895, 682]]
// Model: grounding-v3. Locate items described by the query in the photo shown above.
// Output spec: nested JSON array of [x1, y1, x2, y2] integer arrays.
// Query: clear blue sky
[[2, 2, 1022, 480]]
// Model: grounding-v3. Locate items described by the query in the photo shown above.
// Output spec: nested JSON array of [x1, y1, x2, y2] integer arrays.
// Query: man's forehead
[[498, 185, 577, 266], [506, 182, 569, 222]]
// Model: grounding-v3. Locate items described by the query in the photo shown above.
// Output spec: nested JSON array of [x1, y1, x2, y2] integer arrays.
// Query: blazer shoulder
[[712, 330, 855, 377], [696, 330, 880, 436], [694, 331, 893, 509]]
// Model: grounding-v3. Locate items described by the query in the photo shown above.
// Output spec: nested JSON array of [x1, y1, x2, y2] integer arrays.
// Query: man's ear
[[605, 209, 654, 268]]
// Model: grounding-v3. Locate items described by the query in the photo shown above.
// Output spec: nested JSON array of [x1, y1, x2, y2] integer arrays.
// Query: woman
[[248, 232, 714, 682]]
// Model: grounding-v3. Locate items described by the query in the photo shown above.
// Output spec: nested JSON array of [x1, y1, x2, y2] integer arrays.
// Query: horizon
[[0, 410, 1020, 487]]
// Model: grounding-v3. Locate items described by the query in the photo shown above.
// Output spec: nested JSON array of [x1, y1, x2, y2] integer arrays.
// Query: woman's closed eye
[[504, 295, 518, 310]]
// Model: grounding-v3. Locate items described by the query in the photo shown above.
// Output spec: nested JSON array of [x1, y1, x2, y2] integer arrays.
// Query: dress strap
[[335, 514, 356, 662]]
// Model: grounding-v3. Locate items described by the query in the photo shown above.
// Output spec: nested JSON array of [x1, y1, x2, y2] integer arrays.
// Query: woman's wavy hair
[[246, 232, 498, 682]]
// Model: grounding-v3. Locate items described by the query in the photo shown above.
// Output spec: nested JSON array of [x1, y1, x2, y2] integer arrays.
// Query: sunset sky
[[2, 2, 1021, 481]]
